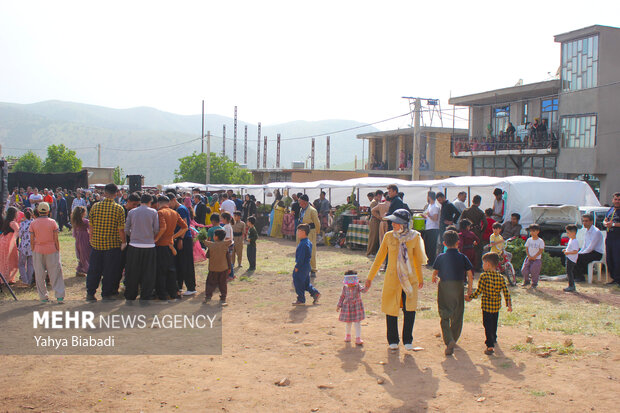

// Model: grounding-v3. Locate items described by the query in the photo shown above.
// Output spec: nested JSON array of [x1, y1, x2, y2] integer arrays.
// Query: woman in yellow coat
[[270, 201, 285, 238], [365, 209, 427, 350]]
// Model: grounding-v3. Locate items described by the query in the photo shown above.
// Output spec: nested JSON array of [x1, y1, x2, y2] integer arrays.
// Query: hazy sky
[[1, 0, 618, 130]]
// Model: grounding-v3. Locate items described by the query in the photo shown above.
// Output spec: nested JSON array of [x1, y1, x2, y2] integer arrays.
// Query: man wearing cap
[[298, 194, 321, 278], [86, 183, 126, 301], [29, 202, 65, 303], [365, 208, 426, 350]]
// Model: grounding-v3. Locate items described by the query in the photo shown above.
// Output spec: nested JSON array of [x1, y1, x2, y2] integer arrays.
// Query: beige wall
[[291, 170, 367, 182], [433, 133, 470, 174]]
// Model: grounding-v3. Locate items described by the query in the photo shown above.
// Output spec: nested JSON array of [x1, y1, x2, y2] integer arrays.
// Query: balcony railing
[[452, 132, 559, 156]]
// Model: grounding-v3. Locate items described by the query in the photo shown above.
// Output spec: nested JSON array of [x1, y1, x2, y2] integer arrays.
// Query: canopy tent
[[158, 176, 599, 225], [431, 176, 600, 225]]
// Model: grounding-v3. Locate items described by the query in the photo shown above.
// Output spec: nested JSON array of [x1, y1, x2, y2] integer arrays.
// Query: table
[[346, 223, 369, 249]]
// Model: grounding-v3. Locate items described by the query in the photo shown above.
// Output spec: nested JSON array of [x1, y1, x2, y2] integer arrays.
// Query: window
[[522, 102, 529, 124], [542, 99, 558, 113], [493, 106, 510, 136], [561, 35, 598, 91], [541, 98, 559, 133], [560, 115, 597, 148]]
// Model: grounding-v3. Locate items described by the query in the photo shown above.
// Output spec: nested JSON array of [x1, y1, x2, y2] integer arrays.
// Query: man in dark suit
[[460, 195, 487, 269], [55, 191, 70, 231], [437, 192, 460, 234], [194, 194, 208, 226]]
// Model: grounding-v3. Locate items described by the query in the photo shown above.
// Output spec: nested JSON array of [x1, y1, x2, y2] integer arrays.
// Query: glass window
[[562, 35, 598, 91], [493, 106, 510, 136], [560, 115, 597, 148], [484, 157, 494, 168], [495, 157, 506, 168], [542, 99, 559, 112], [474, 158, 483, 168]]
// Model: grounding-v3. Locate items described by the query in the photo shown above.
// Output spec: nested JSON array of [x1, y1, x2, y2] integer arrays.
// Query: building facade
[[449, 25, 620, 201], [356, 126, 470, 180]]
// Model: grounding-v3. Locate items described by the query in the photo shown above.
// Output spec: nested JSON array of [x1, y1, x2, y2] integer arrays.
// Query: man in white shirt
[[422, 191, 441, 266], [220, 193, 237, 215], [452, 191, 467, 215], [573, 214, 604, 282], [29, 188, 43, 206]]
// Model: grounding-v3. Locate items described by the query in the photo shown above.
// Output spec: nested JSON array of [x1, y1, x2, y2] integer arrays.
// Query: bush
[[506, 238, 526, 270], [541, 253, 565, 276]]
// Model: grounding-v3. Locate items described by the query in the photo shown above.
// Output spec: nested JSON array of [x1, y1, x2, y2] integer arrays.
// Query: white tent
[[423, 176, 600, 225], [159, 176, 599, 225]]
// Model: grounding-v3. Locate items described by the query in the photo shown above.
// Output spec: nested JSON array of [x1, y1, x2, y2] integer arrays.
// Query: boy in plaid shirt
[[466, 252, 512, 355]]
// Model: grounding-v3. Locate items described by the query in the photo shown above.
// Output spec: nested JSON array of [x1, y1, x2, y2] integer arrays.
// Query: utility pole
[[257, 122, 261, 169], [413, 98, 421, 181], [233, 106, 238, 162], [201, 100, 205, 153], [263, 135, 267, 168], [244, 125, 248, 165], [206, 131, 211, 184], [311, 138, 315, 170], [222, 125, 226, 157], [97, 143, 101, 168], [276, 134, 281, 168], [326, 136, 330, 169]]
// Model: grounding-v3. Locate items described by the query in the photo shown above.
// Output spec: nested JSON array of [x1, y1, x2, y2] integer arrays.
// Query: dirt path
[[1, 237, 619, 412]]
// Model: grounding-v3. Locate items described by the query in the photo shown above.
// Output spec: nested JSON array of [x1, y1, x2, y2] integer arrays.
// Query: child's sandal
[[344, 334, 351, 342]]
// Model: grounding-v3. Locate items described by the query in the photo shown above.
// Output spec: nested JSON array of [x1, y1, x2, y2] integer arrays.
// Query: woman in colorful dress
[[17, 208, 35, 285], [0, 207, 20, 284], [70, 206, 91, 277]]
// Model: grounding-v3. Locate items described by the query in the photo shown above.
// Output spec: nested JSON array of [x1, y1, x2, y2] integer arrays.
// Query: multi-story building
[[356, 126, 470, 180], [449, 25, 620, 201]]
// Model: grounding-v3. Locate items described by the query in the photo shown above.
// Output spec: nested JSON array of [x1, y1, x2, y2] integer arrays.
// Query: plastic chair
[[587, 254, 607, 284]]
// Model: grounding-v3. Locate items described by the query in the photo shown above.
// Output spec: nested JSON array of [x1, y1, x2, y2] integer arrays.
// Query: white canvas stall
[[428, 176, 600, 225], [159, 176, 599, 223]]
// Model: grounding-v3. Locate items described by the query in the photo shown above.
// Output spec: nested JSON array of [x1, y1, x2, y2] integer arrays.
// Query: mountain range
[[0, 100, 379, 184]]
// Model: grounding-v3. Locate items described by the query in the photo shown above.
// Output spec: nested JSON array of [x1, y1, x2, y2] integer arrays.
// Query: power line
[[104, 137, 201, 152]]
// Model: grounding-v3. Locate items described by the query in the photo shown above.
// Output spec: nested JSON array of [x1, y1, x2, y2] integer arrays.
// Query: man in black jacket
[[386, 184, 404, 231], [291, 193, 302, 229], [194, 195, 208, 226], [437, 192, 460, 234]]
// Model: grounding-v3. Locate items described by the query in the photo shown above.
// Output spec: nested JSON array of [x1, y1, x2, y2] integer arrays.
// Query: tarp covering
[[9, 170, 89, 191], [160, 176, 600, 225]]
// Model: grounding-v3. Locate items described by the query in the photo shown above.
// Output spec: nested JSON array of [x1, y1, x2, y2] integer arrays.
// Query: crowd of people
[[1, 181, 618, 354], [0, 184, 268, 305], [453, 119, 559, 153]]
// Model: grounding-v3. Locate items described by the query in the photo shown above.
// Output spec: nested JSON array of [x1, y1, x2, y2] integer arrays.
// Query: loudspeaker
[[0, 160, 7, 208], [128, 175, 142, 193]]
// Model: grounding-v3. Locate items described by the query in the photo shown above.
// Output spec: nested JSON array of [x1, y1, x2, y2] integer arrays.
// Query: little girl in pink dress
[[337, 271, 368, 345]]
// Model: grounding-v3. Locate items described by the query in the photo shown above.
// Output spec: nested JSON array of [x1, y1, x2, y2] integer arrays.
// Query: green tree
[[174, 152, 253, 184], [13, 151, 43, 173], [42, 144, 82, 173], [113, 165, 126, 185]]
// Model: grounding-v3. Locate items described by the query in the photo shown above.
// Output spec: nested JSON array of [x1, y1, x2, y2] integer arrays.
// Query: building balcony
[[452, 134, 559, 157]]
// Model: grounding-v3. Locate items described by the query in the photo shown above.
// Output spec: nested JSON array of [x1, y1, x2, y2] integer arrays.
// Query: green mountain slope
[[0, 100, 378, 184]]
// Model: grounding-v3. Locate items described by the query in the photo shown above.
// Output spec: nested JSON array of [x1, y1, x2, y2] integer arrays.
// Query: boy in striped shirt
[[466, 252, 512, 355]]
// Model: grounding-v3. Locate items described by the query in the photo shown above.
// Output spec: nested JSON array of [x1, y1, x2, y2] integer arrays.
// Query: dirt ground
[[1, 236, 619, 412]]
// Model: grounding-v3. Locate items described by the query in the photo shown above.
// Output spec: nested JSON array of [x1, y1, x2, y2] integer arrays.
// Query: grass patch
[[512, 341, 581, 356], [530, 390, 547, 397]]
